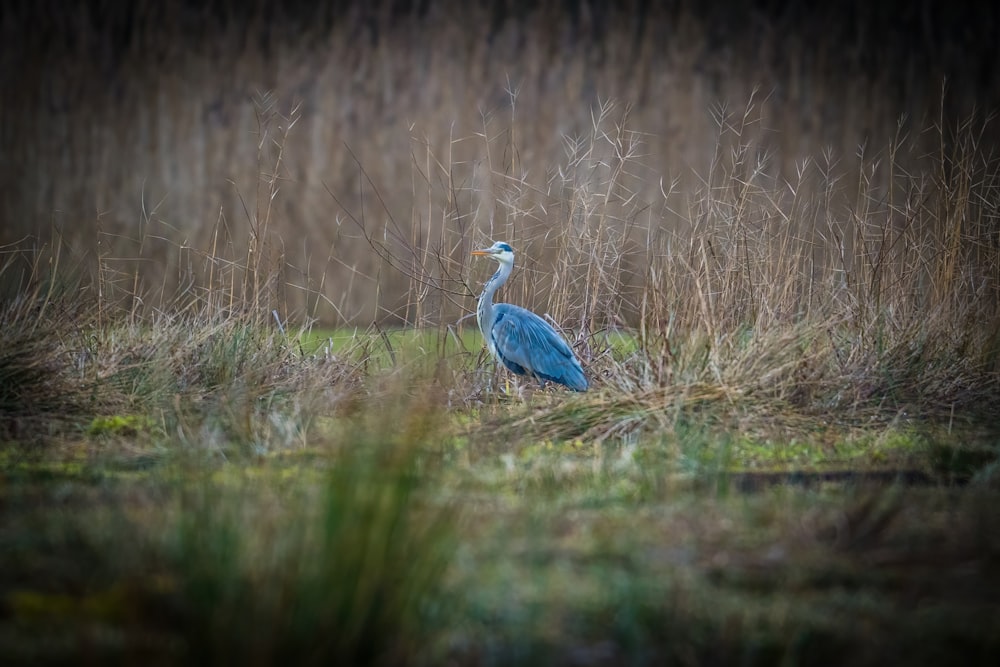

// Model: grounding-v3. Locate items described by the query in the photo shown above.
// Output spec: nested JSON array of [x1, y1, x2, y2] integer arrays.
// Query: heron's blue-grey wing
[[491, 305, 588, 391]]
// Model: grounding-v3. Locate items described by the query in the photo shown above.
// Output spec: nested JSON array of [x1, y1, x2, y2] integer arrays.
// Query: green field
[[2, 305, 998, 665]]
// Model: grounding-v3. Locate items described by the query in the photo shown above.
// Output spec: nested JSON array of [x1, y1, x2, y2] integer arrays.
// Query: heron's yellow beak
[[471, 249, 491, 256]]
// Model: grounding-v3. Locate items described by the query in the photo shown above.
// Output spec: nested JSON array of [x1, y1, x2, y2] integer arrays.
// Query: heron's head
[[471, 241, 515, 266]]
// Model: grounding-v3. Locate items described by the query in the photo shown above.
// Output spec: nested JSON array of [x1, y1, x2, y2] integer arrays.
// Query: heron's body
[[472, 242, 588, 392]]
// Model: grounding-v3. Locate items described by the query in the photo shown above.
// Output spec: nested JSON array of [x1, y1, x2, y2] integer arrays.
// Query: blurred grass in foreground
[[1, 390, 457, 666], [2, 410, 998, 665]]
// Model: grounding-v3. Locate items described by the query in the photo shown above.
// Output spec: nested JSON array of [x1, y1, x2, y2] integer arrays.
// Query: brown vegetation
[[3, 0, 998, 327]]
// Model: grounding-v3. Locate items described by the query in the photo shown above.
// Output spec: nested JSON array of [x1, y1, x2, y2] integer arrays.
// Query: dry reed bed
[[3, 0, 997, 322], [2, 96, 998, 444]]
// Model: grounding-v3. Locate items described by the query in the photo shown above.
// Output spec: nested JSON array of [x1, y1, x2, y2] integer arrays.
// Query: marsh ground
[[1, 322, 998, 666]]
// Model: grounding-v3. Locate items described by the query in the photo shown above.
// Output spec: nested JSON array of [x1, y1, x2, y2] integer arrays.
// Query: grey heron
[[471, 241, 588, 392]]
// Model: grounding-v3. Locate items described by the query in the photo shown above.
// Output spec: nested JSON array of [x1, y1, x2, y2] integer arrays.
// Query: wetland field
[[2, 1, 999, 663]]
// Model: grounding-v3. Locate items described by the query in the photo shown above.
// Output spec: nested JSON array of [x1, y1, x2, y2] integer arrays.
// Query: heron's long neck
[[477, 261, 512, 337]]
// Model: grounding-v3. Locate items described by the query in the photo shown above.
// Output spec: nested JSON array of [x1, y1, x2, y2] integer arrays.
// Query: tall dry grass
[[3, 0, 997, 324], [1, 0, 997, 430], [386, 91, 1000, 415], [4, 92, 997, 439]]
